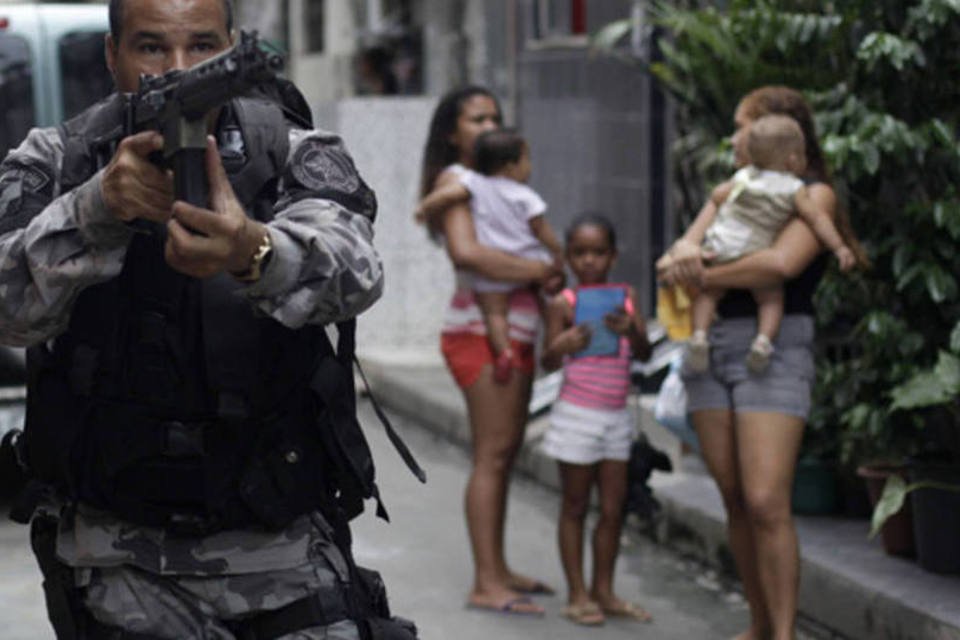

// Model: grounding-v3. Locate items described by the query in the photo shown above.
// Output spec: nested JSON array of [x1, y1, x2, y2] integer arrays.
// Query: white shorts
[[541, 399, 635, 465]]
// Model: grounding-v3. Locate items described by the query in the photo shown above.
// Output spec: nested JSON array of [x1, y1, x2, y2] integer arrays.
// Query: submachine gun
[[118, 30, 284, 209]]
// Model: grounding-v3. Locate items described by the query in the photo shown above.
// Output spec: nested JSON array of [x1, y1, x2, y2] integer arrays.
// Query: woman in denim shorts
[[657, 86, 864, 640]]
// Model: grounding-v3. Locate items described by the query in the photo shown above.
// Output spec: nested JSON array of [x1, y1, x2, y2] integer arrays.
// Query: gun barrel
[[130, 30, 283, 126], [175, 32, 283, 118]]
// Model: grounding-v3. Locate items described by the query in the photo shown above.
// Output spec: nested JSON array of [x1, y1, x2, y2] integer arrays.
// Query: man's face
[[105, 0, 233, 93]]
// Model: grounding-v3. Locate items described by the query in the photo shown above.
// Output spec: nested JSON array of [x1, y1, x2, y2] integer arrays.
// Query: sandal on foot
[[466, 595, 544, 617], [562, 601, 605, 626], [602, 600, 653, 623], [746, 334, 774, 374]]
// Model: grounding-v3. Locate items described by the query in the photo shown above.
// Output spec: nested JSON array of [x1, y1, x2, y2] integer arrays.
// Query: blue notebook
[[574, 286, 626, 358]]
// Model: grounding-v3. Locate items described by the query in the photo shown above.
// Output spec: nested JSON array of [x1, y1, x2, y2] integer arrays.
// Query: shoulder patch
[[0, 159, 56, 234], [290, 141, 360, 194], [0, 162, 52, 194]]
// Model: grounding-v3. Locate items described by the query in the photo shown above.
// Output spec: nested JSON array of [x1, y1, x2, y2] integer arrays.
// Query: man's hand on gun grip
[[165, 137, 264, 279], [101, 131, 173, 224]]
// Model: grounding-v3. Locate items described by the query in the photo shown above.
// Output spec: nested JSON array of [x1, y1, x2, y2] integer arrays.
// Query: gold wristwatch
[[233, 231, 273, 282]]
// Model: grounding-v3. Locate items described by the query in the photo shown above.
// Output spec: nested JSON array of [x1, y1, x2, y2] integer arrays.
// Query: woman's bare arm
[[441, 203, 552, 282], [416, 182, 470, 223], [701, 183, 836, 290]]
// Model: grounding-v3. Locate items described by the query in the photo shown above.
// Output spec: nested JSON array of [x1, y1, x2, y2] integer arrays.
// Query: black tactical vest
[[22, 94, 381, 534]]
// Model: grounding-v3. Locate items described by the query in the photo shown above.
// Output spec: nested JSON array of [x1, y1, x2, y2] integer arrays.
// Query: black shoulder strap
[[335, 320, 426, 486], [247, 77, 313, 130], [309, 320, 425, 522], [352, 354, 427, 485]]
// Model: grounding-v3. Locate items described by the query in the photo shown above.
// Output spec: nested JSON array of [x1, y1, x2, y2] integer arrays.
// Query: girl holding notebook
[[540, 213, 653, 627]]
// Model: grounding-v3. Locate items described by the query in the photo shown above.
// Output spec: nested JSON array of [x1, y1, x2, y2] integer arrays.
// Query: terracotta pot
[[857, 463, 916, 557]]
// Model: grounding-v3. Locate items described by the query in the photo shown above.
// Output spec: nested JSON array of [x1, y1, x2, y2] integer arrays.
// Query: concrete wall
[[517, 46, 668, 315], [315, 97, 449, 364]]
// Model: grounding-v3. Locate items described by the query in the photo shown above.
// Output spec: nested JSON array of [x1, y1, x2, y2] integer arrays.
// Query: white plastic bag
[[654, 355, 699, 452]]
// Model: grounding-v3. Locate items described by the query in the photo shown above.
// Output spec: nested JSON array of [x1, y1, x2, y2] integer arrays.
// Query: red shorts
[[440, 333, 535, 389]]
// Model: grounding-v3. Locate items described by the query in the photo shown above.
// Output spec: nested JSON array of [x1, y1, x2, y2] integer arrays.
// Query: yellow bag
[[657, 285, 694, 341]]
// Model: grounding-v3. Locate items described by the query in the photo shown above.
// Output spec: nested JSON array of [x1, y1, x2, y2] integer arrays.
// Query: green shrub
[[596, 0, 960, 465]]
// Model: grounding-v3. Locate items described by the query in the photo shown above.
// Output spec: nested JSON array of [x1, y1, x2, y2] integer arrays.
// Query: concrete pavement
[[0, 514, 48, 639], [358, 357, 960, 640], [351, 399, 758, 639]]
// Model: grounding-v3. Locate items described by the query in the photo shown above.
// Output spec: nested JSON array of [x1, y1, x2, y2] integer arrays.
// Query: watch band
[[233, 231, 273, 282]]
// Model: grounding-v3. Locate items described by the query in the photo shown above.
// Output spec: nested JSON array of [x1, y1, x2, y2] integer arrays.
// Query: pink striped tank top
[[558, 286, 633, 410]]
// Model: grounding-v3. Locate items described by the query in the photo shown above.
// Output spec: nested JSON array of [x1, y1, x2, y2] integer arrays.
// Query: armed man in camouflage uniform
[[0, 0, 415, 638]]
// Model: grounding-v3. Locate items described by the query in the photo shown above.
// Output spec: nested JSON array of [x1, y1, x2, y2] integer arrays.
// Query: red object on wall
[[571, 0, 586, 35]]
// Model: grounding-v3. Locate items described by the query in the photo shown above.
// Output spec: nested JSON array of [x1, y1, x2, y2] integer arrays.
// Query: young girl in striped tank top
[[540, 214, 653, 627]]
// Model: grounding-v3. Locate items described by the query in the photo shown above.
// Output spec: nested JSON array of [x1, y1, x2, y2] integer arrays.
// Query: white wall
[[317, 97, 451, 365]]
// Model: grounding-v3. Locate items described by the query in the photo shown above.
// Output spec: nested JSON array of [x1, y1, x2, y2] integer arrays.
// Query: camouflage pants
[[76, 536, 361, 639]]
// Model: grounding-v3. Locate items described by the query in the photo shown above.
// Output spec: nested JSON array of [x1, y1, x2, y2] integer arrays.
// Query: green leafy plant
[[870, 474, 960, 539], [593, 0, 960, 469]]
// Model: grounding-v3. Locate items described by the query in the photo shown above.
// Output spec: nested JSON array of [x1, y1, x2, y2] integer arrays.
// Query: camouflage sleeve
[[242, 128, 384, 327], [0, 128, 133, 346]]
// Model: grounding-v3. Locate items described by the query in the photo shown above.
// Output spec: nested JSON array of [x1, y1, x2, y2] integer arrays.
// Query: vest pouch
[[75, 406, 209, 529], [238, 391, 332, 530], [309, 355, 376, 520], [354, 567, 419, 640], [23, 345, 90, 490]]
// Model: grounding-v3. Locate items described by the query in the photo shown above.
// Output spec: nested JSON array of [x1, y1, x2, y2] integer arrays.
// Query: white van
[[0, 4, 110, 455], [0, 3, 111, 158]]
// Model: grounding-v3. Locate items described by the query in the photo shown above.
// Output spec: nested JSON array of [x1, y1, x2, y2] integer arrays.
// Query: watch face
[[234, 233, 272, 282]]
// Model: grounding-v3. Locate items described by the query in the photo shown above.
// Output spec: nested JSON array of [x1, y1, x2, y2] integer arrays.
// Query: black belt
[[232, 586, 351, 640]]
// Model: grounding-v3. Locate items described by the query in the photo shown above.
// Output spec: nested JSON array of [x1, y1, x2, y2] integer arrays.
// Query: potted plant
[[792, 382, 841, 516], [871, 350, 960, 573], [870, 465, 960, 574]]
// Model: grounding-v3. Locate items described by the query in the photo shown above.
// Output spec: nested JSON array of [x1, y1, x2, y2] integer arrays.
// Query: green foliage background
[[597, 0, 960, 465]]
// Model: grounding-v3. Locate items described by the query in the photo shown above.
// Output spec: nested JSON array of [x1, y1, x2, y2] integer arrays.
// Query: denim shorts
[[681, 315, 815, 419]]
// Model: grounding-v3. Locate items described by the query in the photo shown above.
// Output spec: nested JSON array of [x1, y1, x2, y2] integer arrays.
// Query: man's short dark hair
[[109, 0, 235, 44], [474, 128, 526, 176]]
